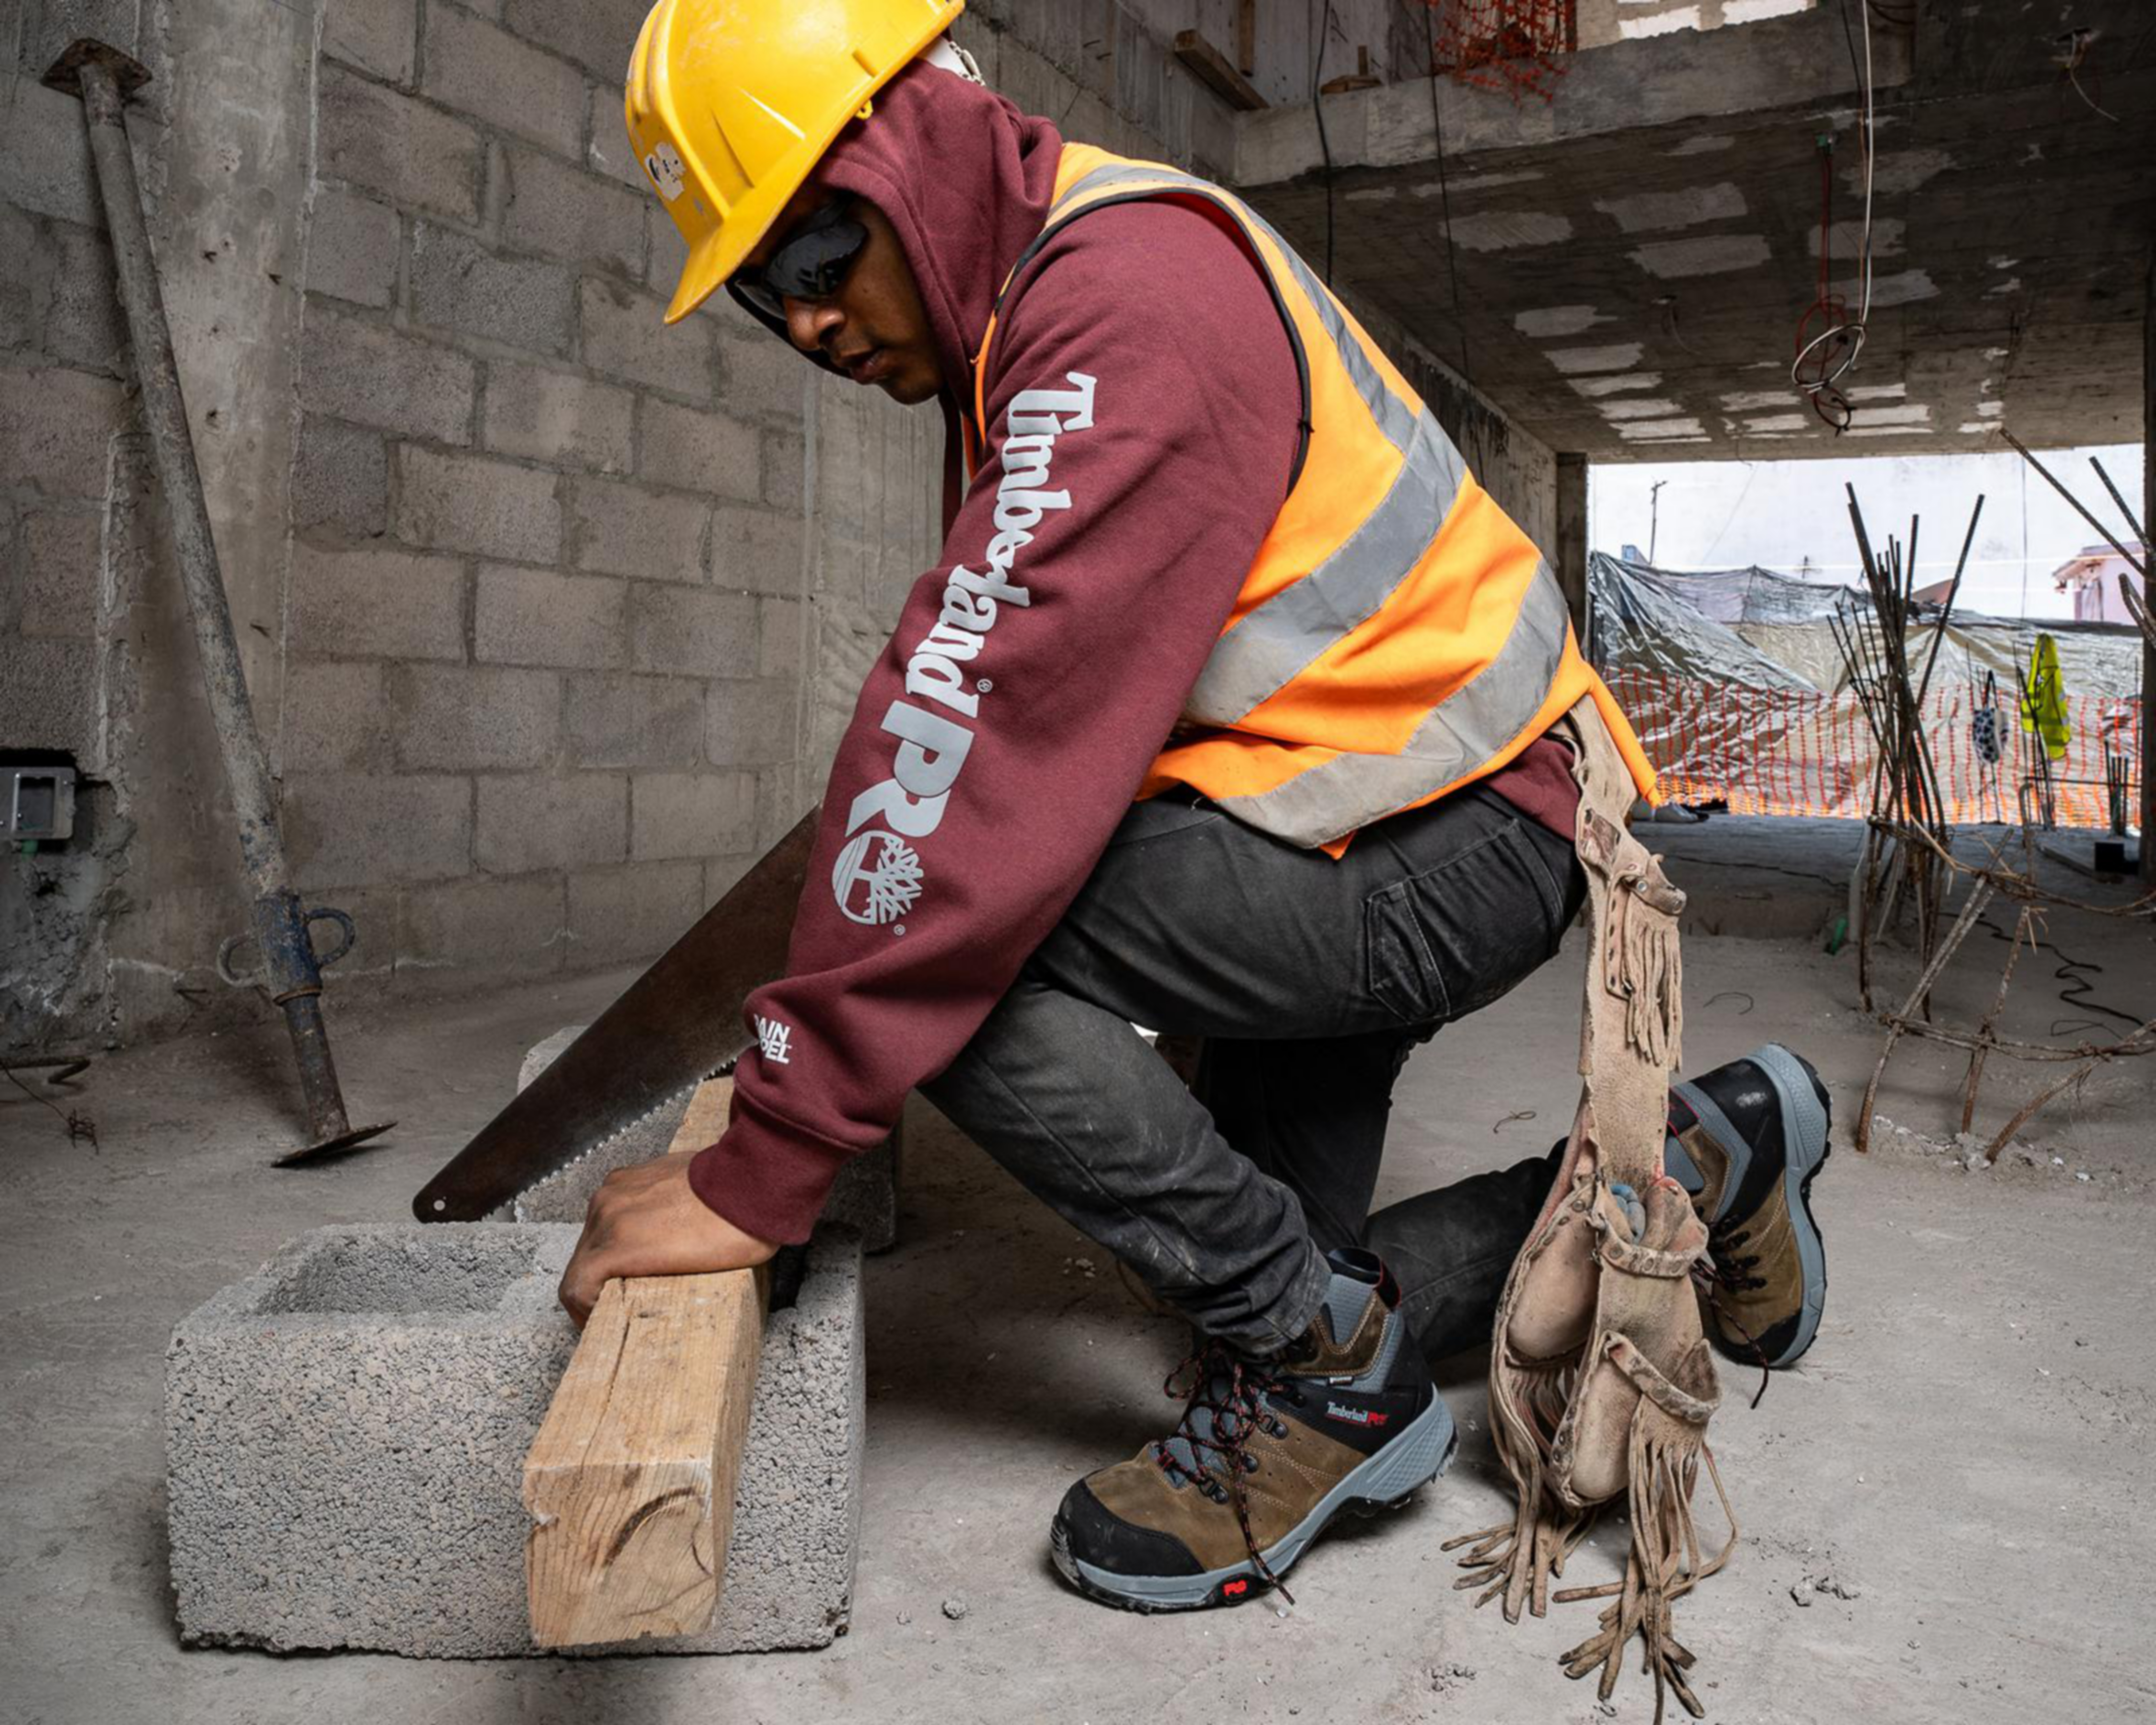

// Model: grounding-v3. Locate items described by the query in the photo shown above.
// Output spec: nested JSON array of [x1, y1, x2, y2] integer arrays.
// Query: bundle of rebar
[[1829, 488, 1984, 1012]]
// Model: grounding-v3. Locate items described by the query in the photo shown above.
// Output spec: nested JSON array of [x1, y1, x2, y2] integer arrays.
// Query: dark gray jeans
[[919, 784, 1583, 1357]]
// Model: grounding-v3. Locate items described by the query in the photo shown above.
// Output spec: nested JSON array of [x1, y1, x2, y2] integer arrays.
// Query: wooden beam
[[1173, 29, 1267, 111], [523, 1076, 765, 1648], [1236, 0, 1255, 76]]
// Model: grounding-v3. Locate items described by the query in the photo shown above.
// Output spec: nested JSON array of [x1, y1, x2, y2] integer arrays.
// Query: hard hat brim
[[665, 224, 739, 325]]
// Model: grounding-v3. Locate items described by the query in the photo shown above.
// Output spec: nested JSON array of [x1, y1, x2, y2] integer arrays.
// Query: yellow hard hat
[[626, 0, 965, 325]]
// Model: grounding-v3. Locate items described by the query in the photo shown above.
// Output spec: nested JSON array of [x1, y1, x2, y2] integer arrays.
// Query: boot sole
[[1678, 1043, 1831, 1368], [1048, 1393, 1457, 1613]]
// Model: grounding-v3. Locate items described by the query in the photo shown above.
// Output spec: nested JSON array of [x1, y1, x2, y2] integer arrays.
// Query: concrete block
[[29, 216, 125, 374], [564, 670, 704, 769], [307, 187, 399, 309], [397, 445, 562, 564], [500, 0, 650, 80], [475, 564, 626, 670], [639, 395, 760, 498], [482, 361, 633, 473], [568, 476, 709, 583], [291, 415, 388, 536], [323, 0, 417, 85], [716, 334, 807, 426], [277, 661, 391, 774], [565, 859, 704, 963], [631, 769, 758, 861], [516, 1032, 899, 1251], [399, 873, 566, 977], [475, 771, 627, 874], [586, 85, 646, 193], [14, 508, 101, 640], [300, 307, 476, 445], [503, 147, 644, 280], [580, 277, 710, 397], [0, 72, 99, 226], [289, 544, 466, 663], [409, 224, 574, 358], [704, 676, 799, 768], [283, 771, 471, 888], [420, 4, 585, 158], [757, 595, 806, 680], [391, 663, 561, 772], [628, 583, 757, 678], [0, 207, 32, 350], [760, 425, 807, 510], [319, 63, 486, 227], [166, 1222, 865, 1655], [709, 503, 803, 595], [0, 363, 126, 499], [0, 633, 96, 757]]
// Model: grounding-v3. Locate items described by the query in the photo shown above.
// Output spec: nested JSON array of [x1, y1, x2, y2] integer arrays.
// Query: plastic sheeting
[[1589, 555, 2145, 829]]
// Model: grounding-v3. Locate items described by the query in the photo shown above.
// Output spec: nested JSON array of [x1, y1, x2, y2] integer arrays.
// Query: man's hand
[[557, 1150, 778, 1329]]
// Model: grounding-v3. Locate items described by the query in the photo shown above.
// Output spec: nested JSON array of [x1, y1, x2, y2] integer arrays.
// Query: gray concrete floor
[[6, 823, 2154, 1724]]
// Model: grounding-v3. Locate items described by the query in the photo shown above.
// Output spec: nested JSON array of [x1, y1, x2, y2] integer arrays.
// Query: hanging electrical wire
[[1791, 0, 1876, 431], [1311, 0, 1338, 283]]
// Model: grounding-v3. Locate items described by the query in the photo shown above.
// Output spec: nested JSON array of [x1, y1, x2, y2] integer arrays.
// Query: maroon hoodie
[[688, 64, 1574, 1244]]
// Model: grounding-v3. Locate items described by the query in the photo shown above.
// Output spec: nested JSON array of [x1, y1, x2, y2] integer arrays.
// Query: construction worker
[[560, 0, 1832, 1612]]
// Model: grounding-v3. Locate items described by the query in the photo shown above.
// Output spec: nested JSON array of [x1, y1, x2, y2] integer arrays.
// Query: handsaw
[[413, 808, 819, 1222]]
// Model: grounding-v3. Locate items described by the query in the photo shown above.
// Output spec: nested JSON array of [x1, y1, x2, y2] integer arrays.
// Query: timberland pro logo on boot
[[832, 373, 1097, 930], [1325, 1401, 1389, 1428]]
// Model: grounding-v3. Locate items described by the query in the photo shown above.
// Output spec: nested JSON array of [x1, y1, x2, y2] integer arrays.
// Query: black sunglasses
[[727, 198, 870, 322]]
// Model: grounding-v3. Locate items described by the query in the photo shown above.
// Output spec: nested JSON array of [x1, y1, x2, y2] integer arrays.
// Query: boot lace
[[1153, 1336, 1301, 1603], [1693, 1235, 1772, 1411]]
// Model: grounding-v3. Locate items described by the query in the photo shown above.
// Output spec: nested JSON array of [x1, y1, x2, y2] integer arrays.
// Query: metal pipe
[[49, 41, 389, 1162]]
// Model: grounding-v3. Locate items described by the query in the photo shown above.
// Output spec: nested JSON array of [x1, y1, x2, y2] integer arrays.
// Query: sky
[[1588, 443, 2146, 620]]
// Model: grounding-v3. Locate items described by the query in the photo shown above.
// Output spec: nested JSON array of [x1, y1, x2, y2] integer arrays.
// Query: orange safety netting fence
[[1603, 667, 2144, 831]]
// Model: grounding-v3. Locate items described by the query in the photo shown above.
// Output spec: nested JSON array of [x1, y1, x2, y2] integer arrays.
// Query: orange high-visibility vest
[[968, 143, 1657, 850]]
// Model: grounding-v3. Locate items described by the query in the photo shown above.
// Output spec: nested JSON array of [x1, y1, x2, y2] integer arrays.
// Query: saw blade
[[413, 810, 816, 1221]]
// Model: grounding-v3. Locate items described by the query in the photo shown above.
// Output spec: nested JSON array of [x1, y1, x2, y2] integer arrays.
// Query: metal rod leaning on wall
[[43, 40, 392, 1165]]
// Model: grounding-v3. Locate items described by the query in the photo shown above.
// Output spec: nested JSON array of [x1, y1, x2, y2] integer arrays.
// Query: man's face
[[738, 181, 943, 405]]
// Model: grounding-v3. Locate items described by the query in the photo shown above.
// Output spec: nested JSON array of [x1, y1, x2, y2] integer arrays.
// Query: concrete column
[[2142, 245, 2153, 881], [1556, 451, 1590, 650]]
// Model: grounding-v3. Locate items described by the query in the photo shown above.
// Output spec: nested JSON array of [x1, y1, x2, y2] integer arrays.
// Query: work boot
[[1051, 1249, 1456, 1611], [1664, 1043, 1833, 1368]]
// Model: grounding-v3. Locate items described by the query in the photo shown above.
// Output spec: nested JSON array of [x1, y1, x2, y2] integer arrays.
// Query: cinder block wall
[[1, 0, 1559, 1055]]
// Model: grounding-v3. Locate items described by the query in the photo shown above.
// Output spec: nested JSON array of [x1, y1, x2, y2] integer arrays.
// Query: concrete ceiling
[[1227, 2, 2156, 461]]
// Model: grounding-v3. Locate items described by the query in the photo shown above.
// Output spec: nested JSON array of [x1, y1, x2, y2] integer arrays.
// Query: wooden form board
[[523, 1076, 766, 1648], [1173, 29, 1268, 111]]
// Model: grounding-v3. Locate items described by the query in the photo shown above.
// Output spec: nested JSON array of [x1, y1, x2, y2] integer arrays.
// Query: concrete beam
[[1231, 9, 1911, 189]]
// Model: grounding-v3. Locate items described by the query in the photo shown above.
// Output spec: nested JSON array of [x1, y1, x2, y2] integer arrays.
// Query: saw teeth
[[502, 1082, 701, 1222]]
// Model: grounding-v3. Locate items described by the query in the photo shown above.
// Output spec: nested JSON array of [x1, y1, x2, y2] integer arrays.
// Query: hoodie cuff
[[686, 1091, 856, 1246]]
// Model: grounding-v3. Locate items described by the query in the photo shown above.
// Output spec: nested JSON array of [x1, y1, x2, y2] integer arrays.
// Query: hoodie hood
[[815, 59, 1064, 419]]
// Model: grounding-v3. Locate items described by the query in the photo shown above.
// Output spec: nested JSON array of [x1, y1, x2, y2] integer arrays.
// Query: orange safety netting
[[1604, 668, 2144, 831], [1425, 0, 1574, 101]]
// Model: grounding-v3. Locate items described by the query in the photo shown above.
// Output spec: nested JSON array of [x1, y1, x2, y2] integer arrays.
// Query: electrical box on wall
[[8, 764, 78, 842]]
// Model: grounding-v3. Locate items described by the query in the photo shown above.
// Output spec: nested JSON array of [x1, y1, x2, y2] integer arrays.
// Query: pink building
[[2051, 544, 2148, 625]]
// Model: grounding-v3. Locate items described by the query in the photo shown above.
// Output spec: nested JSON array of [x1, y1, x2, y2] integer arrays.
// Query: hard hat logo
[[644, 143, 687, 202]]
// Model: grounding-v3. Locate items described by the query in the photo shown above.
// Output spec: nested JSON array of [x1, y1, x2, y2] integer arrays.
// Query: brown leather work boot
[[1051, 1250, 1456, 1611], [1666, 1044, 1832, 1368]]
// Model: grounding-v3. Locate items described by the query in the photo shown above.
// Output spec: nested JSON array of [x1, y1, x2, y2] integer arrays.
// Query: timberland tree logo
[[830, 372, 1098, 931], [831, 831, 924, 926], [754, 1013, 793, 1065]]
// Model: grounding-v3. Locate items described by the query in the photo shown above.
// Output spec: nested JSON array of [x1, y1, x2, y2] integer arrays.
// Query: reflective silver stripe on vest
[[1186, 407, 1464, 724], [1055, 163, 1417, 453], [1213, 564, 1573, 849], [1048, 161, 1564, 847], [1053, 164, 1469, 723]]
